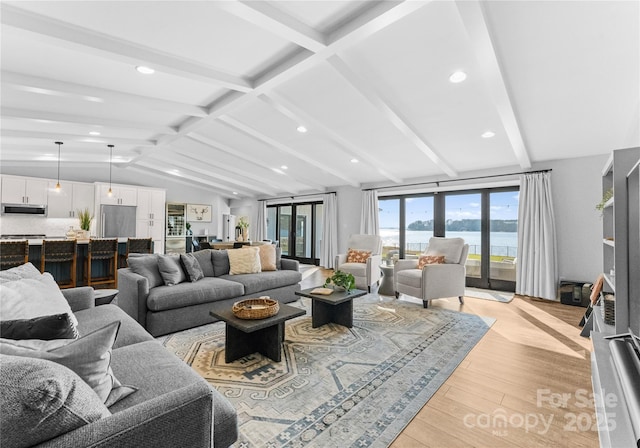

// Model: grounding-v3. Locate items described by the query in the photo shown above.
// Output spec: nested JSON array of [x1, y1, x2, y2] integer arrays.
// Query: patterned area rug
[[465, 287, 514, 303], [159, 296, 493, 448]]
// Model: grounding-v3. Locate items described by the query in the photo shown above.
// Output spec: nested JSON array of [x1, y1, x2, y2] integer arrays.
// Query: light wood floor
[[301, 267, 598, 448]]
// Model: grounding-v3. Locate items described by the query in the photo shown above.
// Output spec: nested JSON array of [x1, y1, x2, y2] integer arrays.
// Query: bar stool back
[[1, 240, 29, 270], [86, 238, 118, 289], [120, 238, 153, 267], [40, 240, 77, 288]]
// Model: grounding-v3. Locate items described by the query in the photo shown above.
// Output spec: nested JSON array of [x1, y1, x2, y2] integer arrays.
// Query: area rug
[[159, 296, 493, 448], [465, 287, 514, 303]]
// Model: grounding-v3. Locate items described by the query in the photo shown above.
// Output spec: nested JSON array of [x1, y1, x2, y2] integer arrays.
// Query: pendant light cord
[[54, 141, 63, 189], [108, 144, 114, 191]]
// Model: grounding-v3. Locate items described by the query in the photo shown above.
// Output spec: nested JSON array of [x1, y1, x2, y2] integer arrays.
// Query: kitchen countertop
[[0, 237, 129, 245]]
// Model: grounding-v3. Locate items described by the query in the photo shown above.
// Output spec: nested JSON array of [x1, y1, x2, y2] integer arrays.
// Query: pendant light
[[107, 144, 114, 197], [54, 141, 63, 191]]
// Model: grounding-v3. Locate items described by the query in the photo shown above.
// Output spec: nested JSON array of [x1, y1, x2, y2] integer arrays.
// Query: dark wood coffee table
[[209, 302, 305, 363], [295, 287, 367, 328]]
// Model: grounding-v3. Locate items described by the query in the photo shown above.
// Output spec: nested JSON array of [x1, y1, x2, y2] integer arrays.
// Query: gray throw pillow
[[0, 313, 76, 340], [276, 246, 282, 270], [127, 255, 163, 288], [180, 253, 204, 282], [0, 354, 111, 448], [0, 321, 136, 407], [157, 254, 187, 286], [192, 250, 214, 277], [211, 249, 230, 276]]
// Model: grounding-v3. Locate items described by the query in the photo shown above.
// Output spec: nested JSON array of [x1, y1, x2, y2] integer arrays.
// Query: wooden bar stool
[[86, 238, 118, 289], [41, 240, 77, 288], [121, 238, 153, 267], [0, 240, 29, 270]]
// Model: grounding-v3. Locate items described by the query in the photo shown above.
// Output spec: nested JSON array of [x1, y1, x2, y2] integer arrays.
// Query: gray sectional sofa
[[1, 285, 238, 448], [117, 248, 302, 337]]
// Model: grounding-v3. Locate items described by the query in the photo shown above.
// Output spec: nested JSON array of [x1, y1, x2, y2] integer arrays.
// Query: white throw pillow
[[0, 273, 79, 337], [0, 262, 42, 283], [227, 247, 261, 275]]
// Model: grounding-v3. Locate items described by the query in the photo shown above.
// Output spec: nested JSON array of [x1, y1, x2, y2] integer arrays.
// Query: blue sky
[[379, 191, 519, 228]]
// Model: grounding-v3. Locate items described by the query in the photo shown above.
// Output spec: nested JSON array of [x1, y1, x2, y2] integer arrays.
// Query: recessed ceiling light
[[136, 66, 155, 75], [89, 131, 101, 136], [272, 168, 285, 175], [232, 191, 238, 195], [281, 165, 288, 170], [350, 158, 359, 163], [481, 131, 495, 138], [449, 71, 467, 83], [297, 125, 307, 133]]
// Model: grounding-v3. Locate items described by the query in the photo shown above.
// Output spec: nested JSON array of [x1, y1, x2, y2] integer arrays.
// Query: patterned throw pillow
[[346, 249, 372, 263], [227, 247, 261, 275], [417, 255, 445, 269]]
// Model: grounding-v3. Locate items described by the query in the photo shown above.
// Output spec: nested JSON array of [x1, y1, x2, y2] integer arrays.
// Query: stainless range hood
[[1, 203, 47, 216]]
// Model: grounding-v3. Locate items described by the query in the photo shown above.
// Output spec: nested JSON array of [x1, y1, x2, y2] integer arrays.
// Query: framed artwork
[[187, 204, 212, 222]]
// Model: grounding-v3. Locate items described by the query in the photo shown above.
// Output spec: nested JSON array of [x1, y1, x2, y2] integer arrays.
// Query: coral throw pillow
[[346, 249, 371, 263], [417, 255, 445, 269], [257, 245, 277, 271]]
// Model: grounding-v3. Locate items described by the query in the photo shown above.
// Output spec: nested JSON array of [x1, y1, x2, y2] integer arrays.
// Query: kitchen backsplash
[[0, 216, 93, 237]]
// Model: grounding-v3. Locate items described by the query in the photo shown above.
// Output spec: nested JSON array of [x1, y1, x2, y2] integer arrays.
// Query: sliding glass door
[[378, 187, 519, 291], [266, 202, 322, 265]]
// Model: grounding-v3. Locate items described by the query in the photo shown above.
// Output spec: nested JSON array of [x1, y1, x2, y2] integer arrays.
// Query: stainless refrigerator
[[101, 205, 137, 238]]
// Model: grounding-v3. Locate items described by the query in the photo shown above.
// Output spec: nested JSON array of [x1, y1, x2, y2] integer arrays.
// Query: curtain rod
[[258, 191, 336, 202], [363, 169, 552, 192]]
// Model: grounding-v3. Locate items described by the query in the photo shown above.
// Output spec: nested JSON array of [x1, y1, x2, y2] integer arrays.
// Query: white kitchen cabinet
[[136, 188, 165, 253], [47, 182, 94, 218], [98, 184, 137, 206], [1, 176, 48, 205]]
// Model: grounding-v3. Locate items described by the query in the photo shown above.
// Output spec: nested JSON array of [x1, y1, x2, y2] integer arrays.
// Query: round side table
[[94, 289, 119, 306], [378, 264, 395, 296]]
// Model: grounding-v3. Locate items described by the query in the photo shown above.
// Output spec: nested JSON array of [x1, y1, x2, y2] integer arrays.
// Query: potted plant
[[324, 270, 356, 292], [77, 208, 94, 239], [238, 216, 249, 241], [596, 188, 614, 214]]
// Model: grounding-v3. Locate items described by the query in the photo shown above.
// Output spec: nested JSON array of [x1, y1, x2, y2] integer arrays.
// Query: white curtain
[[255, 201, 267, 241], [516, 172, 558, 300], [320, 193, 338, 269], [360, 190, 380, 235]]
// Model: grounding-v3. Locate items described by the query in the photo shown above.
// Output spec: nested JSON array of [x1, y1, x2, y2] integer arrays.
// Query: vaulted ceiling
[[1, 1, 638, 199]]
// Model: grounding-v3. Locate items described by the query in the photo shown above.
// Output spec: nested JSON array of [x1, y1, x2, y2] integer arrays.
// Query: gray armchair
[[335, 234, 383, 292], [394, 237, 469, 308]]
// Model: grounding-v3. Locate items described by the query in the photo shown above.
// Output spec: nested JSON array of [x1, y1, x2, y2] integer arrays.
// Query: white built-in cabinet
[[136, 188, 166, 254], [97, 183, 137, 206], [1, 176, 48, 205], [47, 181, 95, 218]]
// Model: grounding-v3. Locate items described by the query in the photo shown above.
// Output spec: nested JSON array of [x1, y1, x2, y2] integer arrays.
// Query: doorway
[[267, 202, 322, 265]]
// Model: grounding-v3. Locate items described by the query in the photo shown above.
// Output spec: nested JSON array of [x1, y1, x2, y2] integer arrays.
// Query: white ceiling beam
[[2, 107, 177, 135], [125, 164, 251, 199], [260, 93, 403, 184], [1, 4, 252, 92], [186, 133, 310, 194], [1, 129, 155, 147], [455, 0, 531, 169], [327, 56, 458, 178], [218, 1, 326, 53], [218, 114, 361, 188], [152, 150, 279, 196], [2, 71, 208, 117], [133, 160, 257, 198]]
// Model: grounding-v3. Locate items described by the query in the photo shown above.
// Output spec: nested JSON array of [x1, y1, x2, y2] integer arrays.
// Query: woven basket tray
[[232, 297, 279, 320]]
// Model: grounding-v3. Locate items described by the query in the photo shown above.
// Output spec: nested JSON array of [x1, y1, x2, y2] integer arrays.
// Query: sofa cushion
[[0, 322, 136, 407], [128, 255, 164, 288], [0, 273, 79, 338], [425, 237, 465, 264], [192, 249, 214, 277], [227, 247, 261, 275], [147, 277, 244, 312], [219, 270, 302, 296], [157, 254, 187, 286], [212, 250, 230, 276], [181, 253, 204, 282], [0, 354, 110, 448], [0, 313, 76, 340], [0, 262, 42, 283], [74, 304, 154, 349], [257, 244, 277, 271]]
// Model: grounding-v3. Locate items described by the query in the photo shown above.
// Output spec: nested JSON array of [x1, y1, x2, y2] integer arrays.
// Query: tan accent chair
[[394, 237, 469, 308], [335, 234, 383, 293]]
